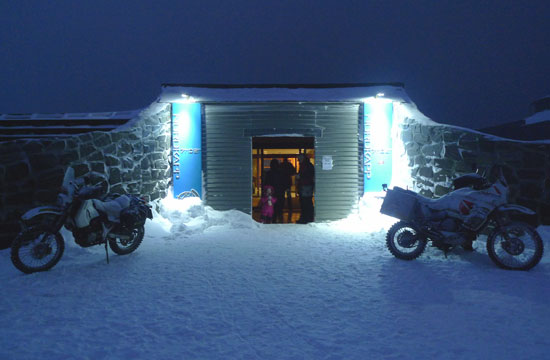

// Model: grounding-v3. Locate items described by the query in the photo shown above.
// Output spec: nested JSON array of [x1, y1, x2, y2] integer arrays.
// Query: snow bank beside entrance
[[147, 196, 260, 240], [145, 192, 397, 239]]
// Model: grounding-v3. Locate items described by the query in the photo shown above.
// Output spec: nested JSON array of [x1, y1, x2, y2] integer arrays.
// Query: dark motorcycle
[[10, 167, 153, 274], [380, 169, 544, 270]]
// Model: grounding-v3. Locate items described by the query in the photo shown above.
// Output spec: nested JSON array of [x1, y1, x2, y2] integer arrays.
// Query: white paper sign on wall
[[322, 155, 333, 170]]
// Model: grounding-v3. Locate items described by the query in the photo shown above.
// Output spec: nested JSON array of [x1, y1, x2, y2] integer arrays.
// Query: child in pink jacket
[[260, 185, 277, 223]]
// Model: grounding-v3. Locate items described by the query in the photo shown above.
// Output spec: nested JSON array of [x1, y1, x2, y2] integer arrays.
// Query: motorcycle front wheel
[[108, 226, 144, 255], [11, 229, 65, 274], [487, 221, 544, 271], [386, 221, 427, 260]]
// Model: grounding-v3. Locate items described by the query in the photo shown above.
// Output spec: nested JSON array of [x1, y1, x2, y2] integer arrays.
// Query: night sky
[[1, 0, 549, 129]]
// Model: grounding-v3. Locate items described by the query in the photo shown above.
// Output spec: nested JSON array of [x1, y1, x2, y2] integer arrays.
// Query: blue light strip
[[364, 100, 393, 192], [172, 103, 202, 199]]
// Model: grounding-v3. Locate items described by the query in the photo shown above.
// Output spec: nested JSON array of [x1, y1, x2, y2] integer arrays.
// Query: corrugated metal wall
[[203, 103, 361, 220], [314, 104, 361, 221]]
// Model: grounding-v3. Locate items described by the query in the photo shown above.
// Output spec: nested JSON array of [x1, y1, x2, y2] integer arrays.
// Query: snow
[[1, 194, 549, 360], [159, 84, 413, 104], [525, 109, 550, 125], [0, 110, 141, 121]]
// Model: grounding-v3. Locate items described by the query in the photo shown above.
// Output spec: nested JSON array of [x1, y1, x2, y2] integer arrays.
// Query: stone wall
[[0, 103, 172, 248], [400, 117, 550, 225]]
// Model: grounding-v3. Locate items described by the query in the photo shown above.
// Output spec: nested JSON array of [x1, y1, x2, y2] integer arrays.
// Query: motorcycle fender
[[494, 204, 538, 226], [496, 204, 536, 216], [21, 206, 63, 221]]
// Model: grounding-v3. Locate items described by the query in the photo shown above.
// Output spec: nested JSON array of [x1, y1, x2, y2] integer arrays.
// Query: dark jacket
[[280, 160, 296, 189], [298, 159, 314, 187], [263, 159, 285, 196]]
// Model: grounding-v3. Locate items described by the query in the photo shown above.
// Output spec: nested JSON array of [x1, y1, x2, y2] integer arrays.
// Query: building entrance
[[252, 137, 314, 224]]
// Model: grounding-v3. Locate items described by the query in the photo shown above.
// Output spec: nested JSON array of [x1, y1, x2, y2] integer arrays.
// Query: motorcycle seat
[[92, 195, 131, 222]]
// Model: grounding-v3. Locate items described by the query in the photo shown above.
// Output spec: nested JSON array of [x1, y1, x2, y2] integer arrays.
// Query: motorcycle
[[10, 167, 153, 274], [380, 167, 544, 270]]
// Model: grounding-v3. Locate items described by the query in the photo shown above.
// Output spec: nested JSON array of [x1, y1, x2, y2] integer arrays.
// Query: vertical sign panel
[[172, 102, 202, 199], [364, 100, 393, 192]]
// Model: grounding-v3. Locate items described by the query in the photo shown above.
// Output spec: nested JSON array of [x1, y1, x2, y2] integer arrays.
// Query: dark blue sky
[[1, 0, 549, 129]]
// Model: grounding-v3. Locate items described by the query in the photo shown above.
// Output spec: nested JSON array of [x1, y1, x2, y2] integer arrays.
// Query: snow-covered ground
[[1, 194, 549, 360]]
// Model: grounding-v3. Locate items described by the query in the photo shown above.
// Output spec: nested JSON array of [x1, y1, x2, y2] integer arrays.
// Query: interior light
[[376, 93, 385, 98]]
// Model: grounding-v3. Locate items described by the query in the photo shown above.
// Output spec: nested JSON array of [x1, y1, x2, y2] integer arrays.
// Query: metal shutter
[[203, 103, 360, 220]]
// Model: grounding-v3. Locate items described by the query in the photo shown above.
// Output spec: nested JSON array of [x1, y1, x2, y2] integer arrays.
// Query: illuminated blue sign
[[364, 100, 393, 192], [172, 102, 202, 199]]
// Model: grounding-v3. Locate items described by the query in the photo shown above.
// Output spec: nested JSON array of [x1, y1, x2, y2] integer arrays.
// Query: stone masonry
[[400, 117, 550, 225], [0, 103, 171, 248]]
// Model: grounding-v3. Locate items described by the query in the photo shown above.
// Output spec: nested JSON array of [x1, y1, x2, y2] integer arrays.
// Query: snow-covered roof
[[0, 110, 142, 141], [0, 110, 141, 121], [525, 109, 550, 125], [159, 83, 413, 103]]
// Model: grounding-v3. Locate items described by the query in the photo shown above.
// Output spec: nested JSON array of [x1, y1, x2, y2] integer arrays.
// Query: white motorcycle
[[380, 168, 544, 270], [10, 167, 153, 274]]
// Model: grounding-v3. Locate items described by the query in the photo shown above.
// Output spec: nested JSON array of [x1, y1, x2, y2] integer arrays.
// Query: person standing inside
[[262, 159, 285, 223], [260, 185, 277, 223], [296, 154, 314, 223], [280, 156, 296, 222]]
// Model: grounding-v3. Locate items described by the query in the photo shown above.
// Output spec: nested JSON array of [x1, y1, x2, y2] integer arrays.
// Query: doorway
[[252, 137, 314, 223]]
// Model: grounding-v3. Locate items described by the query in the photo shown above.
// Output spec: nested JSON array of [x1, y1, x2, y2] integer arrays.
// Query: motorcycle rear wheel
[[108, 226, 144, 255], [11, 229, 65, 274], [487, 221, 544, 271], [386, 221, 427, 260]]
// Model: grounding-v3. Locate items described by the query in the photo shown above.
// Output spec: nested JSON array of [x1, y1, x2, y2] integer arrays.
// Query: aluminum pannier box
[[380, 187, 419, 221]]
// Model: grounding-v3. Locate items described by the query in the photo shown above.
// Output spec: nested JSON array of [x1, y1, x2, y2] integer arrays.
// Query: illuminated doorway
[[252, 137, 314, 223]]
